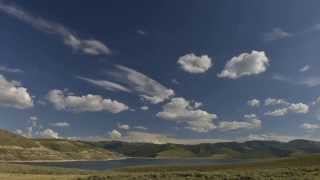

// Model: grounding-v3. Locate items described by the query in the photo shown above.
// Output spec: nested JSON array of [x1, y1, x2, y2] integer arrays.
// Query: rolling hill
[[95, 140, 320, 159], [0, 129, 120, 161], [2, 128, 320, 161]]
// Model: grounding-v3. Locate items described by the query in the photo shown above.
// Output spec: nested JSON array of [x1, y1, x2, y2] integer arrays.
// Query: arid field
[[1, 154, 320, 180]]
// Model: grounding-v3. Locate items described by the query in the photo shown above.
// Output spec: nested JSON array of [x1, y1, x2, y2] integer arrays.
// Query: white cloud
[[247, 99, 260, 107], [136, 29, 147, 36], [29, 116, 38, 121], [218, 114, 261, 131], [0, 2, 111, 56], [299, 77, 320, 87], [109, 129, 122, 139], [51, 122, 70, 127], [47, 89, 128, 113], [0, 74, 33, 109], [140, 106, 149, 111], [265, 102, 309, 117], [301, 123, 320, 131], [107, 65, 175, 104], [39, 129, 59, 139], [242, 133, 301, 142], [264, 98, 290, 106], [273, 73, 320, 88], [263, 28, 292, 41], [0, 65, 23, 73], [244, 114, 258, 119], [156, 97, 217, 133], [300, 65, 310, 72], [117, 123, 130, 130], [133, 126, 148, 130], [77, 76, 131, 93], [177, 53, 213, 73], [265, 108, 288, 117], [218, 51, 269, 79], [15, 129, 24, 136], [85, 131, 228, 145], [288, 103, 309, 113]]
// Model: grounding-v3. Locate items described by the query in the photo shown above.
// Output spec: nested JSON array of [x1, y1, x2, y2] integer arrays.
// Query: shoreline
[[0, 157, 128, 163]]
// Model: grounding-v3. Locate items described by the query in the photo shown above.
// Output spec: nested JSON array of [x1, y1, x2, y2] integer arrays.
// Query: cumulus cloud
[[156, 97, 217, 132], [300, 65, 310, 72], [117, 123, 130, 130], [265, 102, 309, 117], [77, 76, 131, 93], [218, 51, 269, 79], [247, 99, 260, 107], [140, 106, 149, 111], [263, 28, 292, 42], [0, 74, 33, 109], [218, 114, 261, 131], [47, 89, 128, 113], [51, 122, 70, 127], [177, 53, 213, 73], [0, 2, 111, 56], [39, 128, 59, 139], [0, 65, 23, 73], [106, 65, 175, 104], [109, 129, 122, 139], [288, 103, 309, 113]]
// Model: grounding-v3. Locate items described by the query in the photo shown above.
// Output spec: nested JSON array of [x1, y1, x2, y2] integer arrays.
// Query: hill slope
[[0, 129, 119, 161], [96, 140, 320, 159]]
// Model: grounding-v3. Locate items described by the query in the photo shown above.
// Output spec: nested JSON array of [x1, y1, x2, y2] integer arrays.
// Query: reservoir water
[[22, 158, 254, 171]]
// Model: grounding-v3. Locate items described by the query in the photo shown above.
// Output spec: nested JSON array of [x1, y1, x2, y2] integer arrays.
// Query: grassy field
[[1, 154, 320, 180]]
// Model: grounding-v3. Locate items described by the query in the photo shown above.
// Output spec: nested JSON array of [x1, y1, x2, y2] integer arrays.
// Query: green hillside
[[0, 129, 119, 161], [2, 128, 320, 161], [0, 129, 39, 148], [98, 140, 320, 159]]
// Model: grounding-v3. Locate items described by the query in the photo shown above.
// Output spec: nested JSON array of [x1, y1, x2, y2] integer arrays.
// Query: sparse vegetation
[[1, 154, 320, 179]]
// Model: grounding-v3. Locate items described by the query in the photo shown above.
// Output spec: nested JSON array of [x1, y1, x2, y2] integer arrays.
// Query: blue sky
[[0, 0, 320, 143]]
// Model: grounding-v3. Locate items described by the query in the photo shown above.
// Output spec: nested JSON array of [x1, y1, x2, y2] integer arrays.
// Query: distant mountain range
[[93, 140, 320, 159], [1, 128, 320, 161]]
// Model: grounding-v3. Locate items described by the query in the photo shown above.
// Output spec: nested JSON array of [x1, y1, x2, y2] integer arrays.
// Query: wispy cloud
[[51, 122, 70, 128], [0, 2, 111, 56], [79, 65, 175, 104], [263, 28, 292, 42], [106, 65, 175, 104], [136, 29, 147, 36], [272, 73, 320, 88], [77, 76, 131, 93], [0, 65, 23, 73], [300, 65, 310, 72]]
